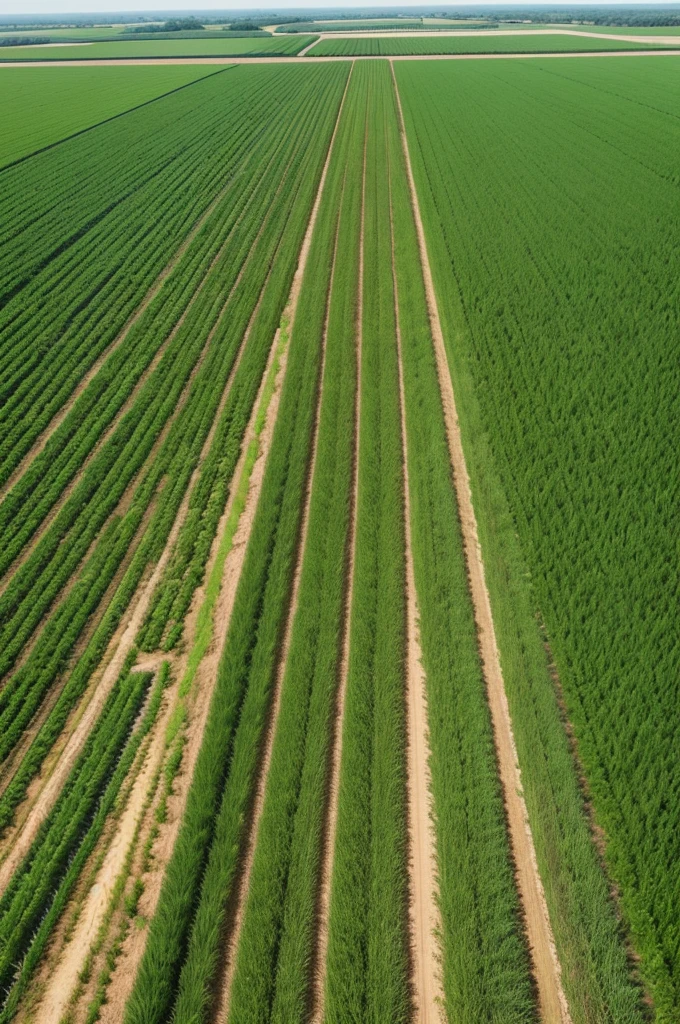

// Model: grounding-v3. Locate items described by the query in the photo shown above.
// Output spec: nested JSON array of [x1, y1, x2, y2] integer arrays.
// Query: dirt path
[[214, 63, 354, 1022], [309, 27, 680, 43], [2, 48, 679, 68], [391, 62, 572, 1024], [389, 163, 444, 1024], [308, 114, 365, 1024], [0, 182, 231, 507], [33, 280, 290, 1024]]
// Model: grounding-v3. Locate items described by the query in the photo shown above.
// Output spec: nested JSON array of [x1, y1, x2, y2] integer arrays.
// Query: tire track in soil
[[308, 109, 366, 1024], [390, 60, 572, 1024], [31, 284, 289, 1024], [389, 158, 444, 1024], [213, 63, 354, 1023]]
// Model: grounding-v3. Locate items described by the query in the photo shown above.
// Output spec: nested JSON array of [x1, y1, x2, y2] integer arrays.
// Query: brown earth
[[214, 64, 354, 1021], [391, 61, 572, 1024], [390, 163, 444, 1023]]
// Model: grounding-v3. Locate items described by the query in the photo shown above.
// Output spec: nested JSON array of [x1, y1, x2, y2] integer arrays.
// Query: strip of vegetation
[[308, 32, 669, 54], [389, 64, 537, 1023], [395, 58, 653, 1020], [226, 65, 363, 1024], [0, 665, 168, 1021], [122, 63, 351, 1024], [324, 60, 409, 1024]]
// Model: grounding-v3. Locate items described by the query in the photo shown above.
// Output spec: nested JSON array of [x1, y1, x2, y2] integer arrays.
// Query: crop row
[[0, 65, 350, 834], [0, 664, 163, 1021], [225, 62, 364, 1024], [324, 61, 409, 1023], [123, 63, 352, 1024], [0, 69, 284, 492], [396, 58, 661, 1019]]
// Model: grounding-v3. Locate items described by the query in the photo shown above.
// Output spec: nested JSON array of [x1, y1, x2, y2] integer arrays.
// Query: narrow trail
[[0, 181, 231, 507], [309, 113, 366, 1024], [33, 289, 290, 1024], [390, 62, 572, 1024], [214, 64, 354, 1022], [389, 162, 444, 1024]]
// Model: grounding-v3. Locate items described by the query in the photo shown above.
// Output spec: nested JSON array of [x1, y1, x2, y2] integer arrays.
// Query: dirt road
[[391, 168, 444, 1022]]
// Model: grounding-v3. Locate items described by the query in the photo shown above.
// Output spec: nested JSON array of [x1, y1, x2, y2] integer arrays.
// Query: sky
[[1, 0, 671, 13]]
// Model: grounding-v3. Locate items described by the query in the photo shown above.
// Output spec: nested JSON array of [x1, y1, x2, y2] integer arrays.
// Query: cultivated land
[[308, 32, 669, 55], [0, 35, 316, 60], [0, 65, 220, 167], [0, 47, 678, 1024]]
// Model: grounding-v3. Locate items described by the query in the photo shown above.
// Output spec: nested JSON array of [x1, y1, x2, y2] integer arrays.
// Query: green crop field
[[0, 40, 678, 1024], [0, 34, 316, 60], [307, 31, 669, 54], [0, 66, 221, 166]]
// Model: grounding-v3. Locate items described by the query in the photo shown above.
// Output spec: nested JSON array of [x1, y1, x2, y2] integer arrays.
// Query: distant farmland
[[0, 45, 678, 1024]]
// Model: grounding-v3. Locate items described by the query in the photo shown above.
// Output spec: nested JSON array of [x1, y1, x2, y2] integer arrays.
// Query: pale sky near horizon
[[1, 0, 671, 13]]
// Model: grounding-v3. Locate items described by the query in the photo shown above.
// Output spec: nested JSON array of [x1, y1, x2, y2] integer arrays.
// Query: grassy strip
[[324, 60, 409, 1023], [226, 64, 363, 1024], [395, 59, 647, 1022], [307, 33, 669, 54], [388, 68, 537, 1023], [0, 665, 169, 1021], [123, 64, 351, 1024]]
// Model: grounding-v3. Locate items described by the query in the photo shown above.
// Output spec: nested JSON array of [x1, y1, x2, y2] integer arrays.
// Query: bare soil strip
[[309, 115, 366, 1024], [391, 62, 572, 1024], [214, 64, 354, 1022], [0, 182, 231, 507], [2, 50, 678, 67], [389, 165, 444, 1024], [33, 289, 289, 1024], [309, 27, 680, 43]]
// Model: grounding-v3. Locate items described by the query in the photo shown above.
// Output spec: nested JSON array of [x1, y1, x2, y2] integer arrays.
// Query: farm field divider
[[395, 57, 657, 1020]]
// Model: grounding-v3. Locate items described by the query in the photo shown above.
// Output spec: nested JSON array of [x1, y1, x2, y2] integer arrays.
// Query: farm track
[[389, 163, 443, 1024], [0, 179, 232, 507], [391, 61, 571, 1024], [214, 64, 353, 1023], [31, 280, 291, 1024], [2, 49, 679, 66], [309, 115, 365, 1024]]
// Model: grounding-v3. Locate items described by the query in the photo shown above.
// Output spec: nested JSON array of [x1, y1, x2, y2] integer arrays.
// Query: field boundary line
[[0, 67, 235, 174], [309, 101, 365, 1024], [389, 152, 444, 1024], [214, 62, 355, 1021], [390, 60, 572, 1024]]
